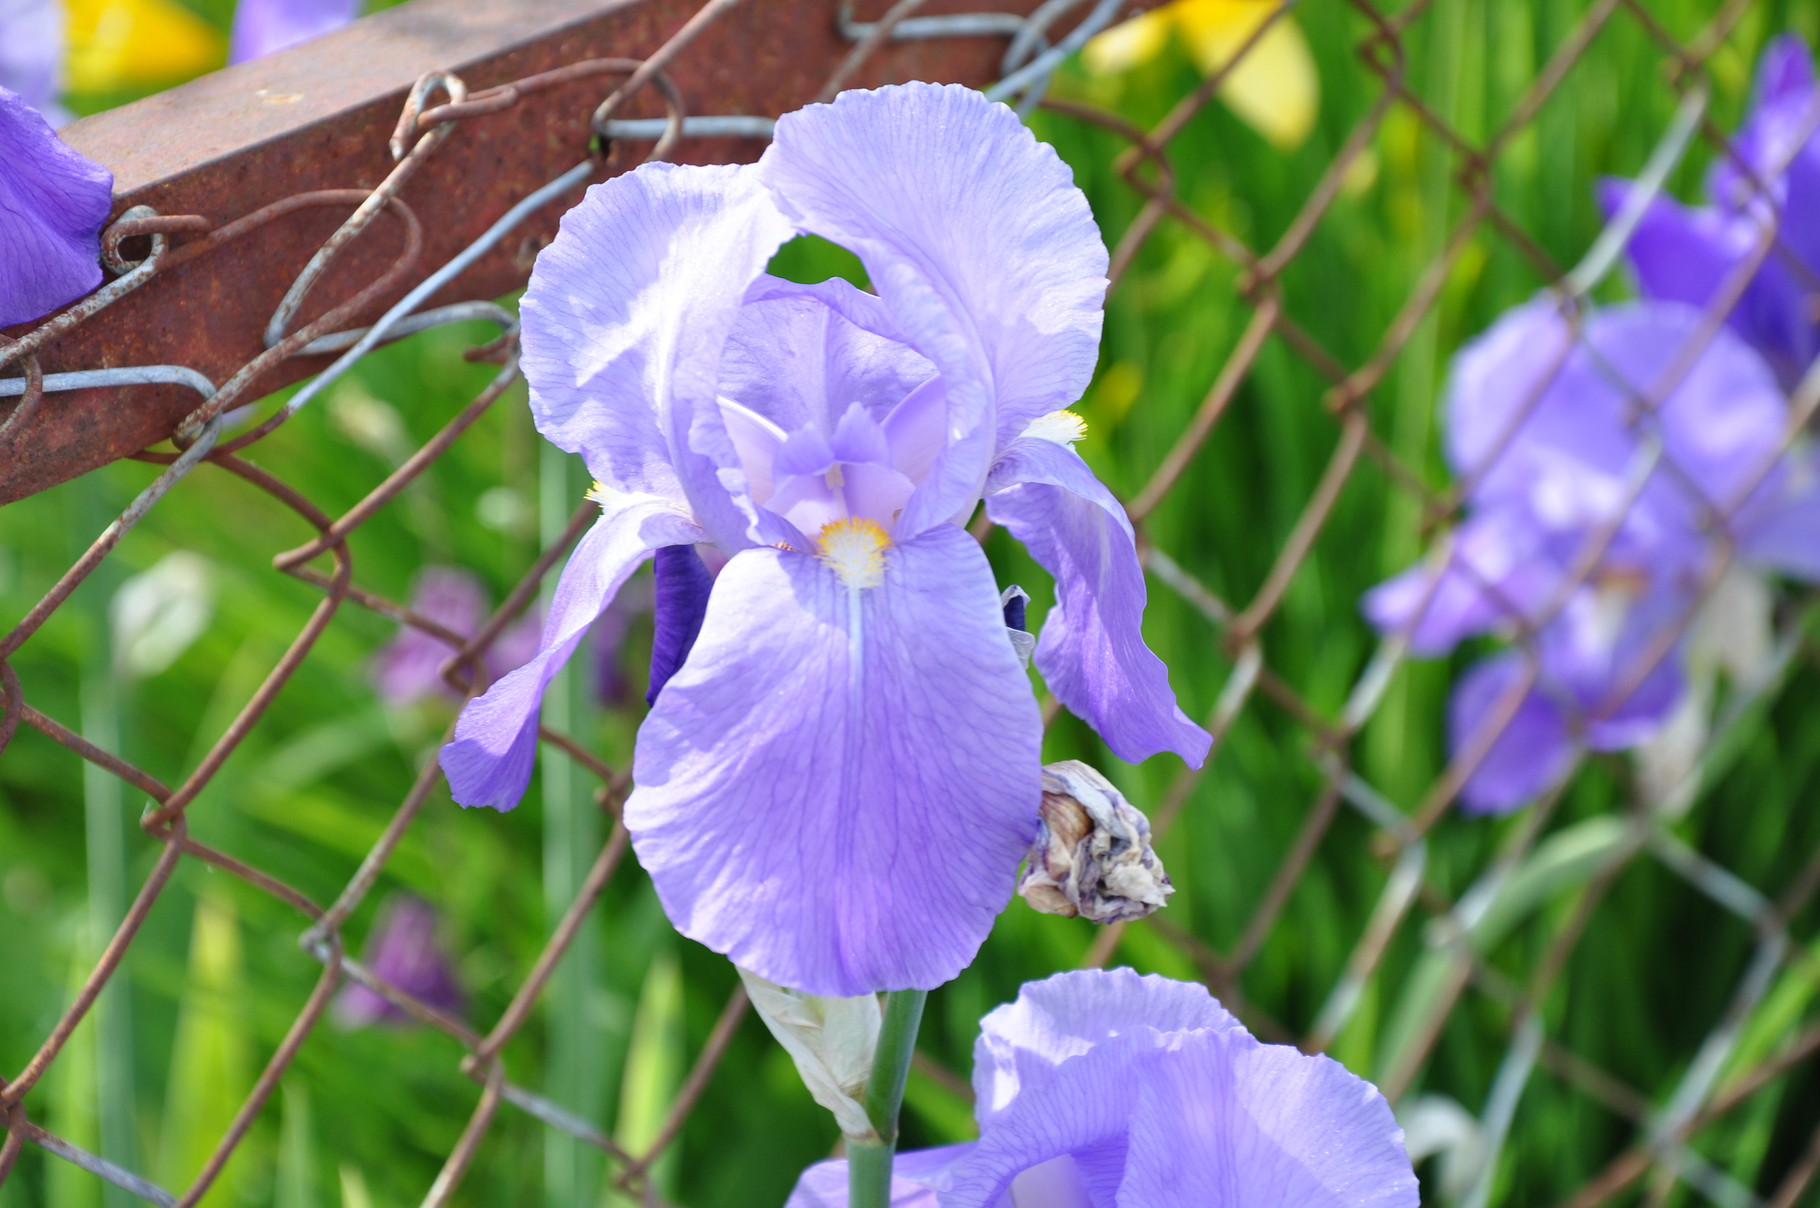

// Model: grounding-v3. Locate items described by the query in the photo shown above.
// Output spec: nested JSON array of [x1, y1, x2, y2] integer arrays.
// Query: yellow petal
[[65, 0, 223, 93], [1172, 0, 1272, 66], [1082, 7, 1176, 75], [1175, 0, 1320, 148]]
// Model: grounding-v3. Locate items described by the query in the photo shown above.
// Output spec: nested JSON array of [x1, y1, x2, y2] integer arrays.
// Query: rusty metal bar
[[0, 0, 1113, 502]]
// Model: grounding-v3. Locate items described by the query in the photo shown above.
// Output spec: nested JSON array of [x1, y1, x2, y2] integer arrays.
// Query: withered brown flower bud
[[1018, 760, 1172, 923]]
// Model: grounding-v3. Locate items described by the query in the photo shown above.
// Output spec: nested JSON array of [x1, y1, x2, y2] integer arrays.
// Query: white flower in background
[[110, 551, 215, 679]]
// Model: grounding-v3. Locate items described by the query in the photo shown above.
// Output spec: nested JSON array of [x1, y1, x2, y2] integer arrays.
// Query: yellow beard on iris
[[817, 517, 889, 590]]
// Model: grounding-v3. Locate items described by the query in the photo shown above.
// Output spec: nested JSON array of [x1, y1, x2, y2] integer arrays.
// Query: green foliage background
[[5, 1, 1820, 1205]]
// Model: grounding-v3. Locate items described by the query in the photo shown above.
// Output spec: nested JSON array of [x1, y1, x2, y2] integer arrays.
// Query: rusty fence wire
[[3, 0, 1820, 1205]]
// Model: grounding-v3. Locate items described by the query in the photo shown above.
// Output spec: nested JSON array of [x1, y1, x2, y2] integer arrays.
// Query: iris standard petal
[[228, 0, 357, 63], [1448, 654, 1575, 814], [942, 1034, 1158, 1208], [1754, 34, 1816, 109], [972, 968, 1239, 1128], [785, 1144, 971, 1208], [721, 275, 936, 435], [440, 492, 703, 810], [1597, 181, 1743, 320], [647, 545, 713, 705], [0, 88, 113, 328], [760, 83, 1109, 535], [986, 437, 1210, 767], [1117, 1029, 1418, 1208], [624, 525, 1043, 996], [1601, 175, 1818, 388], [520, 163, 795, 547]]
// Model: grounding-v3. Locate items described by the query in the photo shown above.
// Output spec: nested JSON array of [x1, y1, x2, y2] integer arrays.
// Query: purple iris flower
[[1366, 298, 1820, 812], [1599, 36, 1820, 390], [229, 0, 360, 64], [1, 0, 62, 119], [333, 894, 466, 1027], [0, 86, 113, 328], [440, 83, 1210, 996], [372, 567, 540, 705], [787, 968, 1418, 1207]]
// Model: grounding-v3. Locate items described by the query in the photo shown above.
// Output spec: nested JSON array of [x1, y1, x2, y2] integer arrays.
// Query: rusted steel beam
[[0, 0, 1107, 503]]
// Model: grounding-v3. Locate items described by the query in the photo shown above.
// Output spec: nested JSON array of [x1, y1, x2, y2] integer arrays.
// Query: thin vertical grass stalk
[[539, 441, 605, 1207], [73, 487, 137, 1208]]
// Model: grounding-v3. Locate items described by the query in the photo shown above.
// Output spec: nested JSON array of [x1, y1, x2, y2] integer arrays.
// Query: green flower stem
[[847, 1138, 896, 1208], [850, 988, 928, 1208]]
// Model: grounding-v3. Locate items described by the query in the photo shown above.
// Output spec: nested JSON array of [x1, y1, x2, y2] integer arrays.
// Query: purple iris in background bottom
[[788, 968, 1417, 1207], [1366, 298, 1820, 812], [0, 86, 112, 328], [334, 894, 465, 1027], [229, 0, 360, 63]]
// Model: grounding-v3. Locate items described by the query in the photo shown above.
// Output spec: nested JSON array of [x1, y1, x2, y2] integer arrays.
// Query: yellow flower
[[1084, 0, 1320, 149], [64, 0, 223, 94]]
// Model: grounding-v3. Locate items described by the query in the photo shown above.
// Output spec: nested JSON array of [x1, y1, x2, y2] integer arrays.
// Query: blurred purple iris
[[1600, 36, 1820, 390], [1367, 298, 1820, 812], [334, 894, 465, 1027], [229, 0, 359, 63], [1, 0, 62, 119], [373, 567, 540, 705], [440, 83, 1210, 996], [0, 85, 113, 328], [787, 968, 1417, 1207]]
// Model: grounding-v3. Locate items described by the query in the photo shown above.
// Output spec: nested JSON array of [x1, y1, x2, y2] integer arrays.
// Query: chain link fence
[[3, 0, 1819, 1204]]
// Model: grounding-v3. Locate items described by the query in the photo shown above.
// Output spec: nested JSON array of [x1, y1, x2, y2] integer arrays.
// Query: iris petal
[[1118, 1029, 1417, 1208], [1448, 654, 1575, 815], [761, 83, 1109, 537], [987, 437, 1210, 767], [1362, 507, 1553, 655], [0, 0, 62, 116], [624, 525, 1042, 996], [440, 492, 704, 811], [972, 968, 1238, 1127], [647, 545, 714, 705], [785, 1144, 970, 1207], [0, 89, 113, 328], [228, 0, 357, 63], [520, 163, 795, 548], [1596, 182, 1743, 324], [722, 275, 935, 436]]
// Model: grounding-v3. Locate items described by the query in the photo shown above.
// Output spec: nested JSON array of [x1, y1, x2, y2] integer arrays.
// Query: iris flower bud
[[1018, 760, 1171, 923]]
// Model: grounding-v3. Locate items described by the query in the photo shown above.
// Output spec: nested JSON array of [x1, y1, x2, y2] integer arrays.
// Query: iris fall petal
[[987, 436, 1210, 766], [0, 88, 112, 327], [441, 493, 703, 810], [624, 525, 1043, 996]]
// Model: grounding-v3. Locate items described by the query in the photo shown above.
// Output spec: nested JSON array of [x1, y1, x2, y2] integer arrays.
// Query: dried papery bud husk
[[1018, 760, 1172, 923], [736, 967, 881, 1140]]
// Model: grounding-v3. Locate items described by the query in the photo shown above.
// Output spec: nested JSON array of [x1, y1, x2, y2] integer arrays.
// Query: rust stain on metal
[[0, 0, 1100, 503]]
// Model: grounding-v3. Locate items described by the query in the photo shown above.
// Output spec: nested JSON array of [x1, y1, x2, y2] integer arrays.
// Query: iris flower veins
[[440, 84, 1209, 995], [787, 968, 1419, 1207]]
